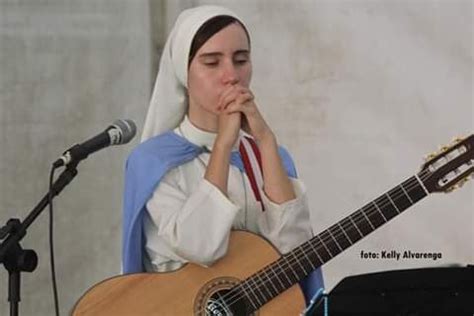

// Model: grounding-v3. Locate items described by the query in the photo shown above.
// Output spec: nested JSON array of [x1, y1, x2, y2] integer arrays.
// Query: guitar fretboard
[[232, 173, 430, 312]]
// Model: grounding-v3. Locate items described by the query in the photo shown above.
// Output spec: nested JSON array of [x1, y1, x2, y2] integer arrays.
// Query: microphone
[[53, 119, 137, 168]]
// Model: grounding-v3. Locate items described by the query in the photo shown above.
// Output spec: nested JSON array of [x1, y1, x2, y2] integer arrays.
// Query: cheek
[[188, 73, 221, 111], [240, 65, 252, 86], [201, 82, 221, 110]]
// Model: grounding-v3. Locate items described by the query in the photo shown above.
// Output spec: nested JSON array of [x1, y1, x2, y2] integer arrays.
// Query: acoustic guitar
[[73, 134, 473, 315]]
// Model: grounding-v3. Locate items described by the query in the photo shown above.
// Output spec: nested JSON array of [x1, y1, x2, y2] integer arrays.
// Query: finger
[[223, 85, 248, 101], [235, 86, 253, 100], [221, 88, 247, 111], [238, 92, 254, 105], [218, 85, 243, 110], [217, 86, 233, 112], [224, 93, 253, 113], [218, 84, 234, 102], [238, 87, 253, 98]]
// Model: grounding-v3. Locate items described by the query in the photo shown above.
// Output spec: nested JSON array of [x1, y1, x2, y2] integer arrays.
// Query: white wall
[[0, 0, 472, 314]]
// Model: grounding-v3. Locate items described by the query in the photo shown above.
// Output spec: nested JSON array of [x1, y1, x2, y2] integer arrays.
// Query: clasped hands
[[216, 84, 274, 149]]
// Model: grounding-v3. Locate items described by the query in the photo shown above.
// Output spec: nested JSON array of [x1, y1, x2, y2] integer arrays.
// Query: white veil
[[141, 5, 243, 142]]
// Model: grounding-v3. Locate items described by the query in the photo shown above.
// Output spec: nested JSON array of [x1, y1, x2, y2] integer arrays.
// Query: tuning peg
[[445, 185, 457, 193], [458, 177, 470, 187], [439, 145, 450, 154], [452, 136, 464, 144], [424, 153, 437, 162], [445, 178, 470, 193]]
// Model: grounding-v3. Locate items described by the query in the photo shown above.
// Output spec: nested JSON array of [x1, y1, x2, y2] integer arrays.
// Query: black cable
[[48, 166, 60, 316]]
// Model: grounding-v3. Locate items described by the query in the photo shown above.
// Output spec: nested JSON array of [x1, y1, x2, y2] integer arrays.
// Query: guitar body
[[72, 231, 305, 315]]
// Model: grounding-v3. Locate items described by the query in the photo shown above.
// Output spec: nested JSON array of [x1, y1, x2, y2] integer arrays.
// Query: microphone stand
[[0, 161, 79, 316]]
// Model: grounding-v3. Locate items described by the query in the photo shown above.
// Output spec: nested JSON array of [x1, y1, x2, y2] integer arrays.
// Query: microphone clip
[[53, 145, 80, 169]]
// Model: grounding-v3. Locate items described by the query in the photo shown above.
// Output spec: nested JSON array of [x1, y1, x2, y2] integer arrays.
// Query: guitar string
[[222, 167, 436, 308], [220, 168, 433, 309], [217, 146, 472, 309], [218, 167, 438, 309]]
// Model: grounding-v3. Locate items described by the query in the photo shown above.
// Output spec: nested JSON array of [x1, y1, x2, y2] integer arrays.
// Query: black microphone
[[53, 119, 137, 168]]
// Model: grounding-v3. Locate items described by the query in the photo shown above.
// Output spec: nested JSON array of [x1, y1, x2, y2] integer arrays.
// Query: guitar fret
[[299, 245, 316, 270], [348, 215, 364, 237], [415, 174, 430, 195], [339, 218, 362, 244], [253, 279, 268, 308], [255, 270, 273, 303], [404, 176, 428, 203], [325, 225, 352, 255], [353, 211, 374, 235], [275, 259, 295, 289], [291, 250, 309, 275], [371, 201, 387, 222], [389, 186, 413, 213], [293, 245, 316, 273], [241, 279, 261, 310], [378, 194, 400, 221], [362, 207, 377, 229], [400, 184, 414, 204], [317, 234, 334, 258], [235, 285, 258, 312], [327, 229, 343, 252], [246, 274, 265, 308], [261, 267, 279, 298], [319, 231, 339, 257], [307, 240, 325, 264], [336, 222, 353, 247], [267, 263, 286, 292], [286, 257, 301, 280], [366, 200, 387, 227], [385, 193, 401, 214]]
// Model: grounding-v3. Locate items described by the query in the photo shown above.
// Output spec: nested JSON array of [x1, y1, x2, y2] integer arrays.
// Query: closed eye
[[202, 61, 219, 67], [234, 59, 248, 65]]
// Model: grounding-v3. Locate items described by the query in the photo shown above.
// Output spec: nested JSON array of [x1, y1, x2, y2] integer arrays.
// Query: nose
[[222, 62, 239, 85]]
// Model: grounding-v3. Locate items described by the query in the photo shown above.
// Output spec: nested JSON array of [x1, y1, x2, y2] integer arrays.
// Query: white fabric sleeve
[[144, 169, 240, 269], [258, 178, 314, 254]]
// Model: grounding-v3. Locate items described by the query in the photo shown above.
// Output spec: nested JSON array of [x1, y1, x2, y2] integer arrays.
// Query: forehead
[[197, 23, 250, 55]]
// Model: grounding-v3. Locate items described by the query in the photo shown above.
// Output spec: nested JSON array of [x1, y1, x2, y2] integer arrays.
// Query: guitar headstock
[[420, 134, 473, 193]]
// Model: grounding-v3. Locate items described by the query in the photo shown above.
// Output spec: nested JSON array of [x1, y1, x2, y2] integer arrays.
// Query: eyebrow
[[198, 49, 250, 58]]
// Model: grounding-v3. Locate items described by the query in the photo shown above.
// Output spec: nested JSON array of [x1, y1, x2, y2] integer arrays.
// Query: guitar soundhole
[[194, 277, 257, 316], [206, 289, 251, 316]]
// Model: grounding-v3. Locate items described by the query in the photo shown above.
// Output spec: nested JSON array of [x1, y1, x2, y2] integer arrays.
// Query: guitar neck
[[236, 172, 430, 311]]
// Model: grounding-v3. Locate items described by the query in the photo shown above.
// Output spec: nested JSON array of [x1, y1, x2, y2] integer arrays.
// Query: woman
[[123, 4, 323, 309]]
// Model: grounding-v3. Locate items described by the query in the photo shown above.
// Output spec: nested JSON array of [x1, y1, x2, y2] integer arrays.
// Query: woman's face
[[187, 22, 252, 115]]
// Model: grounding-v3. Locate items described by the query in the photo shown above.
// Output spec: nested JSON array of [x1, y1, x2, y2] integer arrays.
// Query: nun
[[122, 5, 324, 309]]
